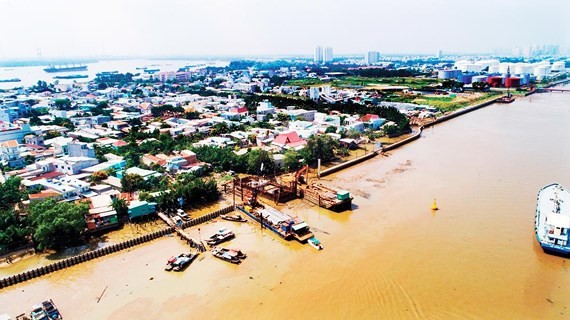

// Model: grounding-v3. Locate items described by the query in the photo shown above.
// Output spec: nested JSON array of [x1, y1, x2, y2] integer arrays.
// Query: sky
[[0, 0, 569, 59]]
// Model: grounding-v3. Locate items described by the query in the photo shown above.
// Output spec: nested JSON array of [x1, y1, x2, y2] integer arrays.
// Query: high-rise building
[[314, 46, 323, 64], [436, 50, 443, 59], [324, 47, 333, 63], [364, 51, 380, 65]]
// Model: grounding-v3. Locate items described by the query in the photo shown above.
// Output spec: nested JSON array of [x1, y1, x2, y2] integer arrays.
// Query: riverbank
[[319, 94, 502, 177]]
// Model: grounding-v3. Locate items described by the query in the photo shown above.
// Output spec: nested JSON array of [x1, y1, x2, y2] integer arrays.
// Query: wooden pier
[[157, 212, 206, 252]]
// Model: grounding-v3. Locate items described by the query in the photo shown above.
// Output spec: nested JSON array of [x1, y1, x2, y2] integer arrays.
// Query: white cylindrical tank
[[533, 65, 551, 78], [514, 63, 531, 74], [499, 63, 516, 74], [472, 75, 488, 83]]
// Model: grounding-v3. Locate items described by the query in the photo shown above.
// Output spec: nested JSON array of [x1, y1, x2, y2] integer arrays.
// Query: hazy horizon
[[1, 0, 569, 59]]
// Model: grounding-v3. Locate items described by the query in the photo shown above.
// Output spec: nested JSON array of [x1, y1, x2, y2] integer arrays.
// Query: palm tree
[[111, 198, 129, 223]]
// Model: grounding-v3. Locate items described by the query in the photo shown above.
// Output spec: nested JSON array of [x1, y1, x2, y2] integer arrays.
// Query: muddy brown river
[[1, 89, 570, 319]]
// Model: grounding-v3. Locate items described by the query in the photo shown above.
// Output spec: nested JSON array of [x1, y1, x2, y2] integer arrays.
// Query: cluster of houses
[[0, 65, 423, 235]]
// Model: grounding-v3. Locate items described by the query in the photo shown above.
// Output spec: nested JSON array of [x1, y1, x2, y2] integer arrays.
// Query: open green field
[[414, 92, 501, 112], [285, 76, 440, 89]]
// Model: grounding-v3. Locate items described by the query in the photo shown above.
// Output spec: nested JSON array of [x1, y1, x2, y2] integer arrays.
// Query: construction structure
[[293, 165, 353, 212]]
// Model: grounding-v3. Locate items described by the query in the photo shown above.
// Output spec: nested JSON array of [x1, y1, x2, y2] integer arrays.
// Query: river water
[[1, 89, 570, 319], [0, 59, 228, 90]]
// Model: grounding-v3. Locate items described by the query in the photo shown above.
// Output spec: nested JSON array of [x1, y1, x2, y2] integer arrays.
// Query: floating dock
[[300, 183, 353, 212]]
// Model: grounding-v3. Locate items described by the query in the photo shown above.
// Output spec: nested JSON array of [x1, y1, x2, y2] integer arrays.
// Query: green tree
[[211, 122, 231, 136], [44, 130, 61, 140], [346, 129, 361, 139], [325, 126, 337, 134], [54, 98, 72, 109], [283, 150, 302, 172], [472, 81, 489, 92], [0, 177, 25, 210], [29, 199, 88, 250], [91, 170, 108, 183], [299, 134, 339, 164], [121, 173, 145, 193], [111, 197, 129, 222], [245, 149, 275, 174], [0, 209, 32, 251], [276, 113, 290, 123]]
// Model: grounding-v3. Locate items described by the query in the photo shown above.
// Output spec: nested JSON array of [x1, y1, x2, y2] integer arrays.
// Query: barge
[[236, 204, 313, 243], [300, 183, 353, 212]]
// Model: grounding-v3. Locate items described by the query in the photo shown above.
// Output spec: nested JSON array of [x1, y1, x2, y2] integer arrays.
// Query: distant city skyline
[[0, 0, 569, 59]]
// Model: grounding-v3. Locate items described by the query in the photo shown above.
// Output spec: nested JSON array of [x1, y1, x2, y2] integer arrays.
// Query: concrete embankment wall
[[0, 206, 234, 290], [319, 97, 501, 177], [319, 152, 377, 177]]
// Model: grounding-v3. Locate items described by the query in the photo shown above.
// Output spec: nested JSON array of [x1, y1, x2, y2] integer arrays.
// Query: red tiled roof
[[112, 140, 128, 147], [273, 131, 304, 145], [29, 171, 64, 181], [229, 107, 248, 114], [29, 191, 60, 200], [1, 140, 18, 148], [360, 114, 380, 122]]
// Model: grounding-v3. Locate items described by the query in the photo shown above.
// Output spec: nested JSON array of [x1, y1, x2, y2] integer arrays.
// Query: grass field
[[285, 76, 440, 89], [413, 92, 500, 112]]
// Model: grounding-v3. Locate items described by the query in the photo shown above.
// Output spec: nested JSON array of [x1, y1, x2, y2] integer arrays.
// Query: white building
[[256, 100, 276, 121], [53, 156, 99, 175], [365, 51, 380, 65], [324, 47, 333, 63], [0, 123, 32, 143], [0, 140, 23, 167], [314, 46, 323, 64]]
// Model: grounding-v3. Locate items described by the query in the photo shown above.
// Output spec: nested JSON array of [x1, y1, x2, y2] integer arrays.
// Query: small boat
[[308, 237, 323, 251], [53, 74, 88, 80], [211, 247, 246, 264], [41, 299, 62, 320], [30, 304, 47, 320], [165, 253, 199, 272], [535, 183, 570, 256], [496, 95, 515, 103], [164, 255, 178, 271], [0, 78, 21, 83], [205, 227, 235, 246], [220, 214, 247, 223]]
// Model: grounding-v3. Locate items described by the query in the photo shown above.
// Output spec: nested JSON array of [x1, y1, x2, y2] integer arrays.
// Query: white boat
[[308, 237, 323, 251], [535, 183, 570, 255], [206, 227, 235, 245]]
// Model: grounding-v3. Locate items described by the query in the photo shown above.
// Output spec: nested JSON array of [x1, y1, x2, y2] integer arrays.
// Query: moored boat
[[220, 214, 247, 223], [205, 227, 235, 246], [53, 74, 88, 80], [30, 304, 47, 320], [41, 299, 61, 320], [0, 78, 21, 83], [496, 95, 515, 103], [236, 203, 314, 243], [535, 183, 570, 256], [211, 247, 246, 264], [308, 237, 323, 251], [165, 252, 199, 271], [43, 64, 87, 73]]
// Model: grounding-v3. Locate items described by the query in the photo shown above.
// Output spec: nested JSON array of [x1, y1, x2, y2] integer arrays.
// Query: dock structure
[[300, 183, 353, 212], [157, 212, 206, 252], [225, 176, 296, 204]]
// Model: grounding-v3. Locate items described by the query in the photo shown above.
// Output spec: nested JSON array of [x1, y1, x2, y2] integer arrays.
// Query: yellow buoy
[[431, 198, 439, 210]]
